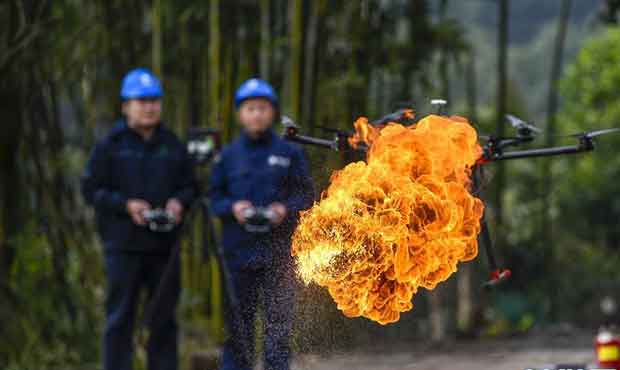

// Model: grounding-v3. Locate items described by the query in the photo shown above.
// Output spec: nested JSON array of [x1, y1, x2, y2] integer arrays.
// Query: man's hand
[[166, 198, 184, 224], [232, 200, 253, 224], [126, 199, 151, 226], [268, 202, 287, 226]]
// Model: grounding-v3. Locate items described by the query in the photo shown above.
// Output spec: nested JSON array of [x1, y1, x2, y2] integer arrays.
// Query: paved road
[[290, 335, 596, 370]]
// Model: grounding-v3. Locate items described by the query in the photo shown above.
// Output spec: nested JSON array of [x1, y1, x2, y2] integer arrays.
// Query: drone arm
[[495, 137, 531, 151], [490, 144, 592, 162], [479, 206, 512, 289], [285, 134, 338, 150]]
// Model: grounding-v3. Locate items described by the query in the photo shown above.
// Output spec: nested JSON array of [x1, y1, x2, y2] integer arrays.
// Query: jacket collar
[[241, 128, 275, 147], [117, 118, 165, 145]]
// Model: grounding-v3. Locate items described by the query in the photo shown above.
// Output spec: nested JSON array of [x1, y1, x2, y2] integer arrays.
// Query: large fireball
[[292, 114, 484, 325]]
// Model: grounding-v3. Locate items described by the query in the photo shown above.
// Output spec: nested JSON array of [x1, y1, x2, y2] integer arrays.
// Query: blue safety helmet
[[234, 78, 278, 109], [120, 68, 163, 100]]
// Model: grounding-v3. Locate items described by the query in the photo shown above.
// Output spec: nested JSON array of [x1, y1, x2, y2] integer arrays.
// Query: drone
[[279, 99, 620, 288]]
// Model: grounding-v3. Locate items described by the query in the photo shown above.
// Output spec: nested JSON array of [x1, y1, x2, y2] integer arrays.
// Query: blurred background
[[3, 0, 620, 369]]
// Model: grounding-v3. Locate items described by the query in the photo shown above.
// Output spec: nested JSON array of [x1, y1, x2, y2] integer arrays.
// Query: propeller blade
[[505, 114, 541, 133], [562, 127, 620, 139], [586, 127, 620, 138], [505, 114, 524, 127], [281, 115, 298, 128]]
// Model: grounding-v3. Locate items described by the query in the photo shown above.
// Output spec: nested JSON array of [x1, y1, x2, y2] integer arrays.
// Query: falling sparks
[[292, 114, 484, 325]]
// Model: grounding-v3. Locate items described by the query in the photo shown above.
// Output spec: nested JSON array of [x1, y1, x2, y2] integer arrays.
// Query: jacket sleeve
[[171, 146, 197, 208], [81, 141, 128, 213], [283, 148, 315, 216], [207, 154, 235, 218]]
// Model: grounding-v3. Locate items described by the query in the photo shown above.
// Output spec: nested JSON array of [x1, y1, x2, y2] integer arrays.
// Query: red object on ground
[[596, 328, 620, 369], [489, 268, 511, 282]]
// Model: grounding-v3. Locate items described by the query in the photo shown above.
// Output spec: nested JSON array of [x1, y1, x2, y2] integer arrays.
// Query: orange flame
[[347, 109, 415, 149], [292, 114, 484, 325], [347, 118, 381, 149]]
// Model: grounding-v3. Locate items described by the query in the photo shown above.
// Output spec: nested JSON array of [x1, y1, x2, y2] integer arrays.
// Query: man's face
[[238, 98, 275, 136], [122, 98, 162, 129]]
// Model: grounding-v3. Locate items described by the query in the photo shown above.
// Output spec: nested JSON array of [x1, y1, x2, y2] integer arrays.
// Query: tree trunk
[[208, 0, 221, 131], [542, 0, 572, 321], [287, 0, 303, 120], [0, 0, 26, 282], [151, 0, 163, 78], [0, 84, 22, 281], [176, 14, 190, 134], [301, 0, 325, 127], [457, 264, 474, 335], [429, 290, 445, 343], [259, 0, 271, 80], [457, 49, 479, 336], [438, 0, 450, 104], [222, 44, 234, 141], [602, 0, 620, 24], [542, 0, 571, 250], [189, 26, 201, 127], [494, 0, 509, 231], [466, 49, 478, 124]]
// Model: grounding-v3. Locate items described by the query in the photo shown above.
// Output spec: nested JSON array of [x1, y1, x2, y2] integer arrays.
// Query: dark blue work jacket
[[81, 120, 196, 253], [208, 129, 314, 268]]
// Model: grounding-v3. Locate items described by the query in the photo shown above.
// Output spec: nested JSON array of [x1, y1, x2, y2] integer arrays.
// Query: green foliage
[[502, 26, 620, 324], [558, 27, 620, 246], [1, 222, 103, 369]]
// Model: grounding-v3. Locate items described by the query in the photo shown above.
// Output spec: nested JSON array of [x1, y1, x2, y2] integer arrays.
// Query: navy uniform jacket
[[81, 120, 196, 253], [208, 129, 314, 268]]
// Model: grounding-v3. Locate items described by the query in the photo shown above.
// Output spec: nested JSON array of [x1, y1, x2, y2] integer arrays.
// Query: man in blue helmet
[[209, 78, 314, 370], [81, 68, 196, 370]]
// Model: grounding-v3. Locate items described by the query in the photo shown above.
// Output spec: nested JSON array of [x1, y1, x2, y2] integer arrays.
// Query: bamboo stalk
[[287, 0, 303, 119], [259, 0, 271, 80], [208, 0, 221, 129]]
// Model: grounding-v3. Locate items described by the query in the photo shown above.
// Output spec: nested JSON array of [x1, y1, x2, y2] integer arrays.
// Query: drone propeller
[[506, 114, 541, 134], [281, 115, 299, 129], [563, 127, 620, 139]]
